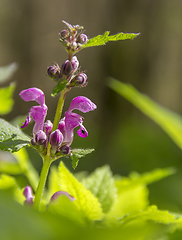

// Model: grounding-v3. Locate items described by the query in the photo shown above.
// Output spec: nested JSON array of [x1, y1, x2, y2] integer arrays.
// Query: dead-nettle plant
[[1, 21, 181, 239], [14, 21, 138, 209]]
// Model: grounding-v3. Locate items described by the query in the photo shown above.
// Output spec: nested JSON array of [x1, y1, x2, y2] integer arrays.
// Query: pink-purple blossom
[[20, 88, 48, 138], [23, 186, 34, 205], [20, 87, 97, 152], [59, 96, 97, 146], [50, 191, 75, 202]]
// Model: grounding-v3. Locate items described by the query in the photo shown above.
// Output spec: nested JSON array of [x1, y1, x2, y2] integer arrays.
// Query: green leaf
[[0, 158, 22, 175], [82, 31, 140, 49], [121, 205, 178, 226], [70, 148, 94, 169], [51, 79, 68, 97], [0, 62, 18, 84], [105, 168, 175, 225], [0, 174, 24, 204], [0, 190, 82, 240], [13, 148, 39, 191], [58, 162, 104, 223], [0, 82, 16, 115], [48, 195, 86, 225], [108, 78, 182, 150], [82, 165, 117, 213], [0, 118, 30, 152], [115, 168, 176, 194]]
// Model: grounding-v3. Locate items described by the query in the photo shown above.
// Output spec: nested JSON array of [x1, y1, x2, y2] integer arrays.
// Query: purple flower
[[59, 96, 97, 146], [50, 191, 75, 202], [20, 88, 48, 138], [23, 186, 34, 205]]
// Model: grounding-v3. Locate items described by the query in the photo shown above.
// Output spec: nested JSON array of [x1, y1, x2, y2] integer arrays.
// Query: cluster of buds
[[47, 56, 88, 88], [20, 88, 97, 159], [59, 21, 88, 53]]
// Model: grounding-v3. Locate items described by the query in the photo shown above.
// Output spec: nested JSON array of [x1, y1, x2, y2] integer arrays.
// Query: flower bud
[[47, 63, 61, 79], [59, 30, 69, 39], [31, 138, 36, 146], [61, 60, 72, 76], [35, 130, 47, 145], [60, 145, 70, 155], [71, 56, 79, 72], [43, 120, 53, 136], [75, 73, 87, 85], [23, 186, 34, 205], [77, 33, 88, 44], [50, 129, 63, 147], [50, 191, 75, 202]]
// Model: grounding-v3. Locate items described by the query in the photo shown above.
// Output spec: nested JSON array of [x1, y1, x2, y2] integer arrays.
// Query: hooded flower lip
[[19, 87, 48, 137], [50, 191, 75, 202], [60, 96, 97, 146]]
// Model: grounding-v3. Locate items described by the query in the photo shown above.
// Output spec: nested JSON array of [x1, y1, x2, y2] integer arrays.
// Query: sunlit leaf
[[108, 78, 182, 150], [0, 118, 30, 152], [115, 168, 176, 194], [82, 165, 117, 213], [121, 205, 178, 225], [81, 31, 140, 49], [0, 83, 16, 115], [58, 162, 104, 223]]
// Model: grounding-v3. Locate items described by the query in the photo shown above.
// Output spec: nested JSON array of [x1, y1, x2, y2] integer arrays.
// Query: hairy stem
[[33, 155, 51, 210]]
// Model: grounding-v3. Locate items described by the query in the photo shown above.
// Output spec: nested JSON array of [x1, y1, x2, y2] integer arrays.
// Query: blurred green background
[[1, 0, 182, 213]]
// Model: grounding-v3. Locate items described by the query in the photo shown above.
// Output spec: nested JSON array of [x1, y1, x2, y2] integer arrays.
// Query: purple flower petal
[[20, 88, 48, 137], [61, 96, 96, 146], [23, 186, 34, 205], [19, 87, 45, 106], [68, 96, 97, 113], [77, 124, 88, 138], [30, 105, 48, 136], [21, 115, 32, 129], [50, 191, 75, 202]]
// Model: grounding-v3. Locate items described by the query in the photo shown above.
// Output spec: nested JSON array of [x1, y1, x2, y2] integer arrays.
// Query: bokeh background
[[1, 0, 182, 212]]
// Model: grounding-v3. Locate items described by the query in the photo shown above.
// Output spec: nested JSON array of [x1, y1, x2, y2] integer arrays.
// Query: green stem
[[47, 88, 67, 155], [34, 87, 68, 209], [52, 88, 67, 131], [33, 155, 52, 210]]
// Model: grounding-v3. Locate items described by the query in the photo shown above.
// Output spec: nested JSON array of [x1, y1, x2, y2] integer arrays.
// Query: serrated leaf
[[105, 168, 175, 225], [70, 148, 94, 169], [115, 168, 176, 194], [0, 118, 30, 152], [58, 162, 104, 223], [121, 205, 178, 226], [82, 31, 140, 49], [108, 78, 182, 150], [0, 82, 16, 115], [82, 165, 117, 213], [51, 79, 68, 97], [0, 62, 18, 84], [71, 154, 79, 169]]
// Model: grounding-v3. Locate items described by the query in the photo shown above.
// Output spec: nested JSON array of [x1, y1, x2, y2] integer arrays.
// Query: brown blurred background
[[1, 0, 182, 211]]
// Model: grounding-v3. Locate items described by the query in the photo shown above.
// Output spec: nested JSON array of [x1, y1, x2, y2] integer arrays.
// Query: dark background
[[1, 0, 182, 212]]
